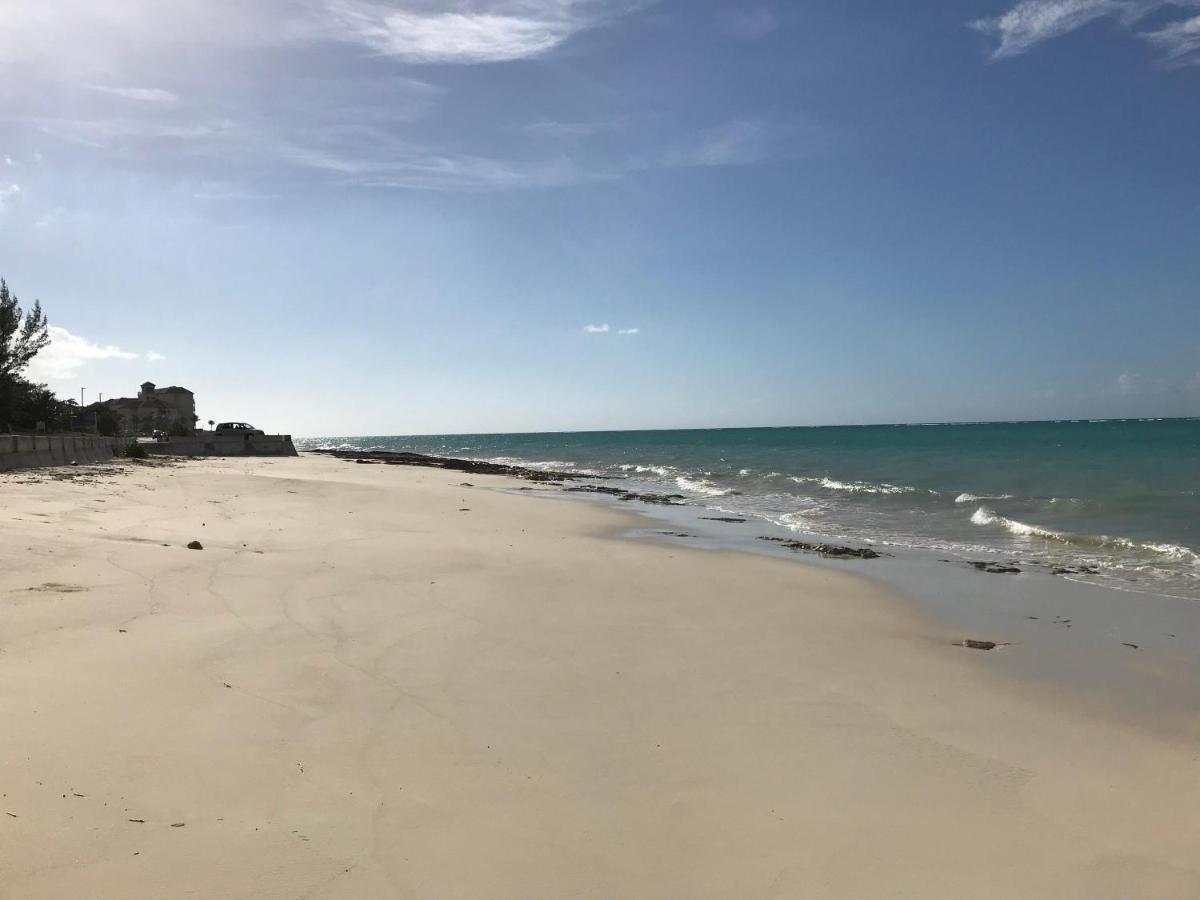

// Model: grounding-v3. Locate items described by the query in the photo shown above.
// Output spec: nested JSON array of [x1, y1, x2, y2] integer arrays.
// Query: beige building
[[103, 381, 197, 436]]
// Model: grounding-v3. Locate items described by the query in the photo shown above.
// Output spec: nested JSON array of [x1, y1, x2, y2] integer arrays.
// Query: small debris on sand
[[186, 540, 203, 550], [958, 639, 998, 650]]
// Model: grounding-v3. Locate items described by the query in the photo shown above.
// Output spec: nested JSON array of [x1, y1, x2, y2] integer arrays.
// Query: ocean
[[298, 419, 1200, 601]]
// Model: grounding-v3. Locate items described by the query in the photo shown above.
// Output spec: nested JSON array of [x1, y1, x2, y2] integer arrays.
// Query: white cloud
[[0, 183, 20, 213], [1144, 13, 1200, 64], [0, 1, 802, 194], [971, 1, 1200, 64], [1117, 371, 1141, 395], [725, 7, 777, 40], [583, 323, 610, 333], [86, 84, 179, 104], [617, 327, 639, 334], [147, 350, 167, 362], [316, 1, 639, 64], [26, 326, 139, 381]]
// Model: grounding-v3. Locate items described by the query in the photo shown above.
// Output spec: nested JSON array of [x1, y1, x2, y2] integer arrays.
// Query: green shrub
[[124, 440, 149, 460]]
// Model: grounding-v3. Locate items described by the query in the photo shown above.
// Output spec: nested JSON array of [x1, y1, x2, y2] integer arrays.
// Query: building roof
[[156, 386, 193, 395]]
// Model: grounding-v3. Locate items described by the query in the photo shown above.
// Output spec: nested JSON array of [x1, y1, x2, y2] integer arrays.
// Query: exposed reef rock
[[967, 561, 1021, 574], [700, 516, 747, 524], [564, 484, 687, 506], [312, 449, 596, 483], [758, 536, 881, 560]]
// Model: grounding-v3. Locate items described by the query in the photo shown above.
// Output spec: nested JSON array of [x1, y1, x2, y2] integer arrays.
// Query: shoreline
[[2, 455, 1199, 896], [311, 448, 1200, 736]]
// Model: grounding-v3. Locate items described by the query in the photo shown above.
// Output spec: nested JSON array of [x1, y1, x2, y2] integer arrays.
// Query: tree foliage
[[0, 277, 54, 431], [0, 279, 49, 380]]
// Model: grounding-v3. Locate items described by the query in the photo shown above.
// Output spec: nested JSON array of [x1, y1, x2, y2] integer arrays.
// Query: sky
[[1, 0, 1198, 435]]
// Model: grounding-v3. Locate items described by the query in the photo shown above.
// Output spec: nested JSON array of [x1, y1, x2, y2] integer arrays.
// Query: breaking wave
[[970, 507, 1200, 564], [676, 475, 739, 497], [791, 476, 920, 496]]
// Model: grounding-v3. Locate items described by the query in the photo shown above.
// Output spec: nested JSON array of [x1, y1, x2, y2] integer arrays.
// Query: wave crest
[[970, 507, 1200, 563]]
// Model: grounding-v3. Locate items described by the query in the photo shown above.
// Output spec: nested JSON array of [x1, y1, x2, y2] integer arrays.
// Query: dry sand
[[1, 455, 1198, 898]]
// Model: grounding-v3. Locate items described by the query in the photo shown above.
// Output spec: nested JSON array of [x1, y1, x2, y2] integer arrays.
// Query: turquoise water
[[299, 419, 1200, 600]]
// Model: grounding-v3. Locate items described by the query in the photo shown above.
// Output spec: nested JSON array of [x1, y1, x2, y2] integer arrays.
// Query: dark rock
[[565, 484, 687, 505], [968, 561, 1020, 574], [756, 537, 880, 560], [460, 482, 474, 487], [657, 531, 693, 538], [186, 540, 203, 550], [958, 639, 998, 650], [310, 449, 599, 483], [1122, 642, 1140, 650], [700, 517, 747, 524]]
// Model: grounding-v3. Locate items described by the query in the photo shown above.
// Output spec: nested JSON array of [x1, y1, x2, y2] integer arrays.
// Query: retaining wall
[[0, 435, 120, 472], [142, 433, 298, 458]]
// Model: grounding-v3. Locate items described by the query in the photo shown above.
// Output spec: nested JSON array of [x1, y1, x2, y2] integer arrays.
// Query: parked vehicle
[[214, 422, 265, 436]]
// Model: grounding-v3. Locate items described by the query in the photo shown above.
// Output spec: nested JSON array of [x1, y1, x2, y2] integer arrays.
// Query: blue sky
[[1, 0, 1198, 435]]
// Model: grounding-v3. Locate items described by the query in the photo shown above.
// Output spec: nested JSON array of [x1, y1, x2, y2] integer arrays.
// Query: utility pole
[[81, 387, 86, 406]]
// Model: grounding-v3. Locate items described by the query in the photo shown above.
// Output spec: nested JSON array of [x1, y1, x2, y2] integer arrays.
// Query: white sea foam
[[619, 463, 677, 477], [969, 506, 1063, 539], [676, 475, 738, 497], [955, 492, 1015, 503], [487, 456, 577, 471], [970, 507, 1200, 564], [791, 476, 918, 495]]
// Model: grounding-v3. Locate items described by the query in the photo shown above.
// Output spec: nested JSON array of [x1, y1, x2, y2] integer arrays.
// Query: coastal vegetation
[[0, 276, 122, 435]]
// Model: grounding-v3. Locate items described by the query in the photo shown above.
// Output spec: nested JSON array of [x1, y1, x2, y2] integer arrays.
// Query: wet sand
[[1, 455, 1198, 898]]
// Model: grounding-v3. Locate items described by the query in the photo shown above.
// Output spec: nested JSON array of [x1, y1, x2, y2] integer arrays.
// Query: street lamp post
[[81, 387, 86, 406]]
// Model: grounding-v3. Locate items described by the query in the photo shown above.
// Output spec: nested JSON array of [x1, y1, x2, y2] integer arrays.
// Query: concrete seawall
[[0, 435, 120, 472], [143, 434, 298, 458]]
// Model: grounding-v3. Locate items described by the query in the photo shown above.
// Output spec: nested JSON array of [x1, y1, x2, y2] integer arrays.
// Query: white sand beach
[[2, 455, 1198, 898]]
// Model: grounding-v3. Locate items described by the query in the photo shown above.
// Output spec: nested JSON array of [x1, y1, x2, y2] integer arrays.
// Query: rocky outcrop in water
[[968, 561, 1022, 574], [758, 536, 881, 560], [564, 484, 687, 505], [311, 449, 596, 483]]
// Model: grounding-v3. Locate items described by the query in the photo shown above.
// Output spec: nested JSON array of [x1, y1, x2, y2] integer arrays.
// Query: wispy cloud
[[26, 326, 139, 381], [147, 350, 167, 362], [724, 7, 777, 40], [316, 0, 640, 64], [1144, 12, 1200, 64], [86, 84, 179, 104], [584, 324, 639, 335], [1117, 370, 1141, 395], [0, 183, 20, 214], [0, 1, 805, 195], [971, 1, 1200, 64]]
